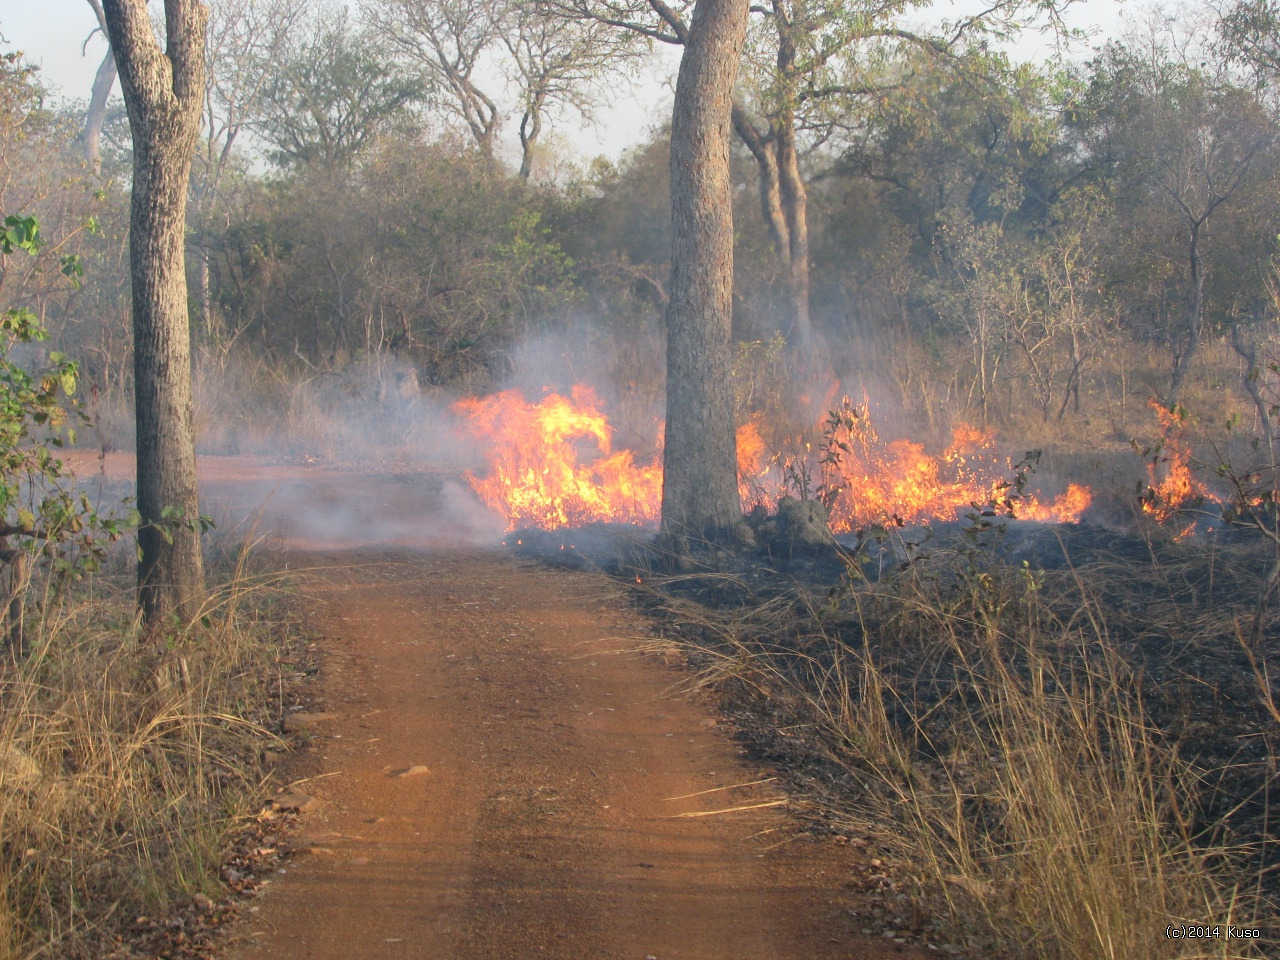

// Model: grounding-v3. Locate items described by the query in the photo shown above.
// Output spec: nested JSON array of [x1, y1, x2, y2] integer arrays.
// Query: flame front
[[457, 385, 1091, 532], [740, 403, 1090, 533], [1142, 400, 1216, 536], [453, 386, 663, 530]]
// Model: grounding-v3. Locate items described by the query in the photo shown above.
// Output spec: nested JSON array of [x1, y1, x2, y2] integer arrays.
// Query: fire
[[739, 401, 1090, 533], [1018, 483, 1093, 523], [456, 385, 1091, 532], [452, 385, 662, 529], [1142, 400, 1215, 534], [736, 419, 774, 507]]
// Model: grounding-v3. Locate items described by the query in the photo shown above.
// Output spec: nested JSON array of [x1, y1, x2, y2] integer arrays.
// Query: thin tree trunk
[[80, 0, 117, 172], [659, 0, 750, 551], [731, 103, 814, 358], [80, 48, 118, 172], [732, 108, 789, 252], [1167, 225, 1205, 407], [518, 90, 546, 181], [195, 243, 212, 339], [102, 0, 207, 625], [1231, 318, 1277, 471], [775, 105, 813, 358]]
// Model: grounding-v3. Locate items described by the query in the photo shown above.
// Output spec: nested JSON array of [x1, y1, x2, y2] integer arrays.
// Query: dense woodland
[[5, 0, 1280, 465]]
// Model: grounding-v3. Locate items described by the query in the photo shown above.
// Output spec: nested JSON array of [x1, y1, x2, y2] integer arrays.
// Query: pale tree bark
[[730, 6, 814, 359], [79, 0, 118, 173], [733, 121, 813, 355], [102, 0, 207, 625], [369, 0, 644, 178], [659, 0, 750, 549], [503, 3, 646, 180]]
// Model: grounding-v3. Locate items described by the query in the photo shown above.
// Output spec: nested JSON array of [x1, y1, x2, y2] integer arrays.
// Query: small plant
[[0, 215, 136, 653]]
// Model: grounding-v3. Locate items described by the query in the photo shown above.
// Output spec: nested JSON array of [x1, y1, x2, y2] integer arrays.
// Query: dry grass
[[0, 546, 296, 960], [640, 532, 1279, 959]]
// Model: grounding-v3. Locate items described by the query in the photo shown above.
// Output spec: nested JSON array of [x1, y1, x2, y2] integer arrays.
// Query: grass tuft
[[0, 546, 295, 960], [640, 530, 1279, 959]]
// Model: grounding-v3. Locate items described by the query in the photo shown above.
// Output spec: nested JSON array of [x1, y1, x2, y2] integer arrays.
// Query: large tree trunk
[[102, 0, 207, 625], [659, 0, 750, 551]]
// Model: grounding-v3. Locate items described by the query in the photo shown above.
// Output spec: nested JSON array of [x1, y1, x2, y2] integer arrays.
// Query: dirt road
[[61, 455, 919, 957], [223, 550, 921, 960]]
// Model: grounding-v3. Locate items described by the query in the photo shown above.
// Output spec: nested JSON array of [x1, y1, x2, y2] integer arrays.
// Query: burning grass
[[454, 386, 1092, 533], [0, 547, 300, 959], [632, 524, 1280, 959]]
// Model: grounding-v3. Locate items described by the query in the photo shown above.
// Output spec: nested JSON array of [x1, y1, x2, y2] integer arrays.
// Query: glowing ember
[[457, 385, 1091, 532]]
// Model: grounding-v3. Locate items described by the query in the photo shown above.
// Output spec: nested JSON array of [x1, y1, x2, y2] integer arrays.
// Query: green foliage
[[215, 142, 576, 383], [0, 216, 135, 587], [1, 214, 40, 255]]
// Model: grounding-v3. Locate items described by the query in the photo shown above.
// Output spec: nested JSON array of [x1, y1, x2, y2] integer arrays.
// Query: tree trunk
[[518, 87, 547, 181], [731, 105, 814, 358], [102, 0, 207, 625], [195, 242, 212, 339], [1167, 223, 1205, 407], [775, 105, 813, 358], [659, 0, 750, 551], [1231, 317, 1277, 474], [80, 47, 118, 172], [80, 0, 117, 173]]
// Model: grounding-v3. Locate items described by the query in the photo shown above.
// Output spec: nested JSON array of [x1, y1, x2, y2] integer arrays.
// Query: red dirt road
[[222, 551, 922, 960], [62, 455, 922, 958]]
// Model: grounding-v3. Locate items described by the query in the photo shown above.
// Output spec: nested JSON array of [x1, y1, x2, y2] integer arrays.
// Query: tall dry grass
[[0, 547, 293, 960], [644, 534, 1277, 959]]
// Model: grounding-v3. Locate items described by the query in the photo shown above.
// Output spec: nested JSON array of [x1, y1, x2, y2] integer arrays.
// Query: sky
[[0, 0, 1131, 164]]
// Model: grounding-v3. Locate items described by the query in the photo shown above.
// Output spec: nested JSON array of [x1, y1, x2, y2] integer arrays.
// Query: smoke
[[64, 307, 1116, 554], [66, 318, 666, 551]]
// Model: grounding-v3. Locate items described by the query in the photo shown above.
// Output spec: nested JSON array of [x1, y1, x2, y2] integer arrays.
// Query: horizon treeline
[[5, 0, 1280, 454]]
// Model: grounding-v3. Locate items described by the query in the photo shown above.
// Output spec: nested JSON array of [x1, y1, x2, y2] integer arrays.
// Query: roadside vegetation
[[0, 557, 298, 960], [0, 65, 299, 959], [637, 515, 1280, 958]]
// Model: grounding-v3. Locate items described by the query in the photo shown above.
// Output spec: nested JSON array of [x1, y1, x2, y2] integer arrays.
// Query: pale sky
[[0, 0, 1130, 164]]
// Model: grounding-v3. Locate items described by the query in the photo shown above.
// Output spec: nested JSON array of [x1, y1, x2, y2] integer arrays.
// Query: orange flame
[[741, 405, 1089, 532], [452, 386, 662, 530], [457, 386, 1091, 532], [1142, 400, 1216, 536]]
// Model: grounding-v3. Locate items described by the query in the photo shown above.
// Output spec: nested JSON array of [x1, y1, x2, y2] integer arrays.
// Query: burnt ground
[[509, 509, 1280, 930]]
